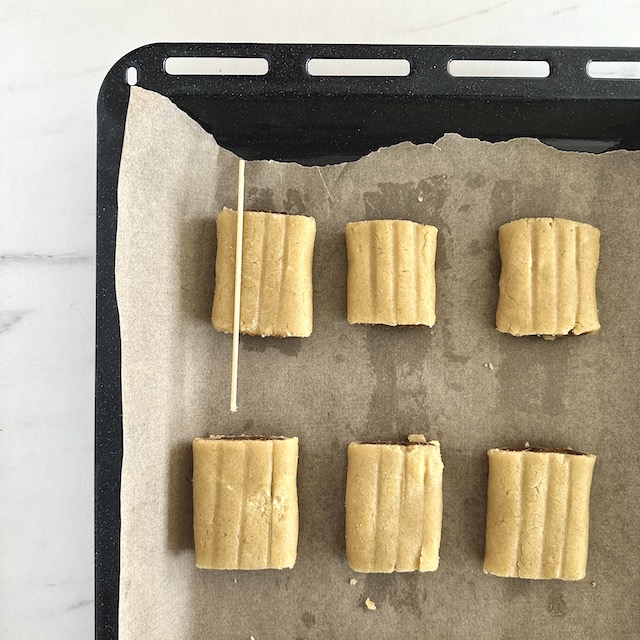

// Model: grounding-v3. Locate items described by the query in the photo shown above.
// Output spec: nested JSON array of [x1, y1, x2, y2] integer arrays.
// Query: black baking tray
[[96, 42, 640, 639]]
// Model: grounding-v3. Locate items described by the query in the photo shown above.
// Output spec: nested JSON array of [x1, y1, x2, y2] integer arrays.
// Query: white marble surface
[[1, 1, 639, 638]]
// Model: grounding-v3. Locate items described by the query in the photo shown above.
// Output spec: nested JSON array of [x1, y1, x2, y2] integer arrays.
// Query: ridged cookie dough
[[346, 219, 438, 326], [484, 447, 596, 581], [212, 208, 316, 337], [345, 435, 443, 573], [193, 436, 299, 570], [496, 217, 600, 337]]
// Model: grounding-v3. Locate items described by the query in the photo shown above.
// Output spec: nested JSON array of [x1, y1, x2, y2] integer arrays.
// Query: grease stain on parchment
[[364, 326, 432, 437], [284, 188, 309, 214], [364, 574, 423, 618], [242, 336, 302, 357], [548, 588, 568, 617], [246, 186, 275, 212]]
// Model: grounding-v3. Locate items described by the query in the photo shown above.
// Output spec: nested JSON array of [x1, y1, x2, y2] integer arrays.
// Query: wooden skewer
[[230, 158, 246, 412]]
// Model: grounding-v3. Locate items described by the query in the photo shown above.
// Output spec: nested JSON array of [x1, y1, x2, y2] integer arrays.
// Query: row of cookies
[[193, 436, 596, 580], [212, 208, 601, 339]]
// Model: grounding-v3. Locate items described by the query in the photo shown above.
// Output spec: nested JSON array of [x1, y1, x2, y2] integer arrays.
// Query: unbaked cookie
[[484, 447, 596, 580], [193, 436, 299, 570], [212, 208, 316, 337], [496, 217, 600, 337], [345, 435, 443, 573], [346, 220, 438, 326]]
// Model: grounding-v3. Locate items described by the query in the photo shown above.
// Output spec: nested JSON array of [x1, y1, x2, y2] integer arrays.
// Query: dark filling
[[207, 435, 290, 441], [502, 446, 588, 456], [357, 440, 434, 447]]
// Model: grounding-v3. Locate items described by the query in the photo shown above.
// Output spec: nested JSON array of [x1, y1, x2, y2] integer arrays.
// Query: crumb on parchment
[[365, 597, 377, 611], [349, 578, 358, 586]]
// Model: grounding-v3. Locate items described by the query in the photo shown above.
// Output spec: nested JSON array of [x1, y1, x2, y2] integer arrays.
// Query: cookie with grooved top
[[345, 435, 443, 573], [484, 447, 596, 580], [346, 220, 438, 326], [496, 217, 600, 337], [212, 208, 316, 337], [193, 436, 299, 570]]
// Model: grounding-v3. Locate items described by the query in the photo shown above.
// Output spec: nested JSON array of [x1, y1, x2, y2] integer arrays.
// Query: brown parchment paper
[[115, 86, 640, 640]]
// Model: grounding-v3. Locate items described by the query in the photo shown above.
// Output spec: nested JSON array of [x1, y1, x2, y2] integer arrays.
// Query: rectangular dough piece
[[345, 435, 443, 573], [346, 219, 438, 326], [496, 217, 600, 337], [212, 208, 316, 337], [193, 436, 299, 570], [484, 447, 596, 581]]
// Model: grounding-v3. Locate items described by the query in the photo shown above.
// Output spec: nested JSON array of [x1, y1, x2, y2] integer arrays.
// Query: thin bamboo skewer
[[230, 158, 246, 412]]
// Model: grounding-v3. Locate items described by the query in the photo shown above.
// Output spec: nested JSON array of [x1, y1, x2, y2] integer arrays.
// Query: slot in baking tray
[[96, 43, 640, 639]]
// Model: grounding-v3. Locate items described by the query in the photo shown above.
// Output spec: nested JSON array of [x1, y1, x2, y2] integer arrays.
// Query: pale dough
[[193, 436, 299, 570], [484, 447, 596, 581], [496, 217, 600, 337], [212, 208, 316, 337], [346, 219, 438, 326], [345, 435, 443, 573]]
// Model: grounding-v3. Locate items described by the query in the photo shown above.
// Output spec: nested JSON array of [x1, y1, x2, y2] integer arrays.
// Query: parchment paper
[[115, 86, 640, 639]]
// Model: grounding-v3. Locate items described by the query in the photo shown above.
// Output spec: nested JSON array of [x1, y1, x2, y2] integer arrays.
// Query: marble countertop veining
[[1, 1, 639, 638]]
